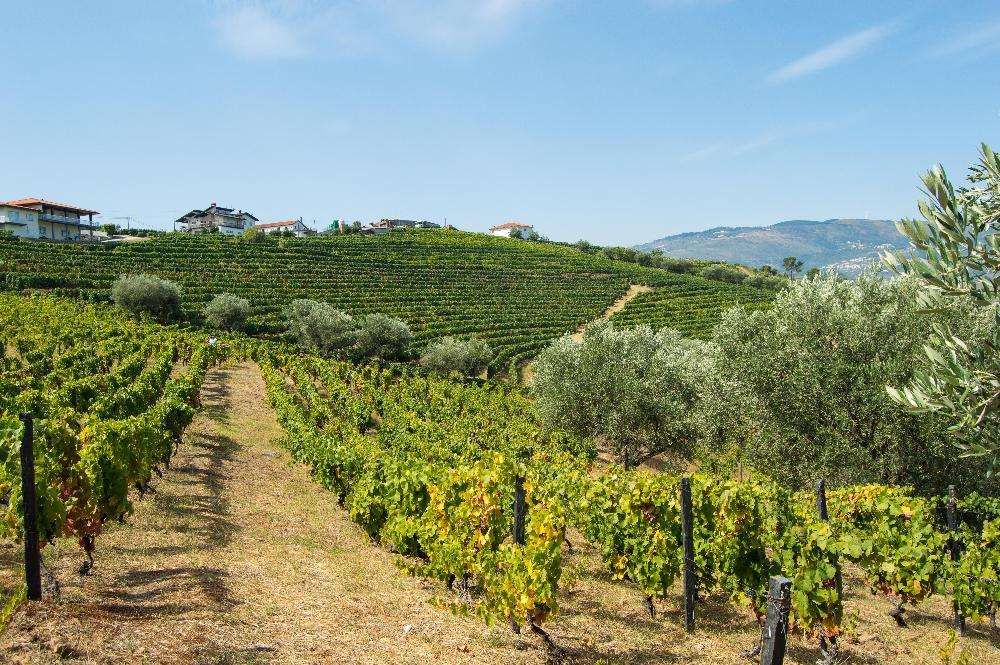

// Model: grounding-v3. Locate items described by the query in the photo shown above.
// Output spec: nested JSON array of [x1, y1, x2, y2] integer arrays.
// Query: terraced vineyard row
[[0, 231, 772, 370], [609, 281, 774, 338], [0, 294, 216, 566]]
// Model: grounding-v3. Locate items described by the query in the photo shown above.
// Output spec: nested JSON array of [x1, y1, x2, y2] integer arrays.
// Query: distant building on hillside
[[490, 221, 533, 239], [359, 218, 441, 234], [254, 218, 315, 237], [175, 203, 258, 235], [0, 197, 99, 241]]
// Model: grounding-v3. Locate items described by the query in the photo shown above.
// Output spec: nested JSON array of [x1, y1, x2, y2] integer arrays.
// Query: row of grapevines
[[0, 294, 217, 561], [257, 346, 847, 639], [255, 344, 998, 641], [256, 347, 576, 630]]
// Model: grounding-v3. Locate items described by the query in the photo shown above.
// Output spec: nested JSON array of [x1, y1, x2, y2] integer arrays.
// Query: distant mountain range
[[635, 219, 910, 274]]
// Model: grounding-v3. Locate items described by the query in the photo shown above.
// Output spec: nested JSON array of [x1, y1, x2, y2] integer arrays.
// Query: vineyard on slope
[[255, 345, 1000, 652], [0, 231, 772, 370], [609, 281, 773, 338], [0, 294, 217, 572]]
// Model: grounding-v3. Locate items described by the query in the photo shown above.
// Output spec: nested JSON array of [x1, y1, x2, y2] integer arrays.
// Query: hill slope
[[636, 218, 909, 273], [0, 231, 771, 371]]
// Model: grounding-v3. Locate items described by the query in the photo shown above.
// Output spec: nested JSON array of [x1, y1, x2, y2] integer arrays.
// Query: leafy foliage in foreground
[[0, 294, 216, 559], [256, 344, 1000, 640], [703, 272, 995, 494], [885, 142, 1000, 461]]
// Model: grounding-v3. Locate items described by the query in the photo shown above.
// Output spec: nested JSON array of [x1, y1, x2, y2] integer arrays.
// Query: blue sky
[[1, 1, 997, 245]]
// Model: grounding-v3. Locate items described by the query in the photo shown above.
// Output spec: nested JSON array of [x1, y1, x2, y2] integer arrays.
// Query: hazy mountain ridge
[[635, 219, 909, 273]]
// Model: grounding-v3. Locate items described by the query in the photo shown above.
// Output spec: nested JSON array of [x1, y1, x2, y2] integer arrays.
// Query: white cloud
[[372, 0, 545, 50], [681, 114, 865, 162], [214, 5, 307, 60], [680, 143, 725, 162], [768, 22, 897, 84], [930, 19, 1000, 58], [211, 1, 546, 59]]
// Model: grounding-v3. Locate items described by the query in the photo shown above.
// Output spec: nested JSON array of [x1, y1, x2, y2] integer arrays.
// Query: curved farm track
[[1, 363, 998, 664], [521, 284, 652, 384]]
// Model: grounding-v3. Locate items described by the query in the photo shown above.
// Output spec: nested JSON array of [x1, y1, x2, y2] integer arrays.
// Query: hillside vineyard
[[0, 231, 772, 371], [610, 280, 772, 337]]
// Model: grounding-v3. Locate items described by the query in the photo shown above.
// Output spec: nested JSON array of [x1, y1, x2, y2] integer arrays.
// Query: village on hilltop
[[0, 197, 536, 242]]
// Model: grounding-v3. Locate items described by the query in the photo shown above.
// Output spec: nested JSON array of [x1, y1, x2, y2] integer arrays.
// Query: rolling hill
[[0, 230, 772, 372], [635, 218, 909, 274]]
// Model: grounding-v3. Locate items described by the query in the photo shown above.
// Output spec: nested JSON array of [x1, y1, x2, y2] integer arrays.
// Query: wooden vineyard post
[[680, 476, 696, 633], [513, 475, 526, 546], [946, 485, 966, 635], [759, 576, 792, 665], [815, 479, 840, 662], [19, 413, 42, 601]]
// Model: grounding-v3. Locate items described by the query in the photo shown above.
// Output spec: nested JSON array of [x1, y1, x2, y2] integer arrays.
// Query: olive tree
[[286, 299, 357, 357], [699, 263, 747, 284], [884, 143, 1000, 461], [420, 336, 492, 376], [532, 321, 713, 467], [204, 293, 250, 331], [705, 271, 993, 494], [111, 274, 181, 320], [355, 313, 413, 361]]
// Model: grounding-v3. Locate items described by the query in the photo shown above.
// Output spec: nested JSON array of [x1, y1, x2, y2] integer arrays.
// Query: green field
[[609, 280, 773, 338], [0, 231, 772, 370]]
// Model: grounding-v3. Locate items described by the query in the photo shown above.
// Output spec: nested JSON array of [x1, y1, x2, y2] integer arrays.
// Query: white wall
[[491, 227, 532, 239], [0, 207, 40, 239]]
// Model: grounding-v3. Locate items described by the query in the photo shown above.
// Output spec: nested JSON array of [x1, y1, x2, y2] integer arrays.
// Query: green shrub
[[703, 271, 995, 494], [241, 227, 270, 243], [744, 273, 787, 290], [204, 292, 250, 331], [111, 274, 181, 319], [420, 336, 491, 376], [532, 321, 712, 467], [286, 299, 357, 356], [356, 314, 412, 361], [699, 264, 747, 284]]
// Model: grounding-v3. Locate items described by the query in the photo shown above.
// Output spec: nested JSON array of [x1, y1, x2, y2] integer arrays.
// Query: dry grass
[[1, 362, 997, 664]]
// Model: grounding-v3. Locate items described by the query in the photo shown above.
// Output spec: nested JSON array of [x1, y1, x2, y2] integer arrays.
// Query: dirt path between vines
[[2, 362, 997, 664], [569, 284, 651, 343], [0, 363, 535, 664], [521, 284, 652, 384]]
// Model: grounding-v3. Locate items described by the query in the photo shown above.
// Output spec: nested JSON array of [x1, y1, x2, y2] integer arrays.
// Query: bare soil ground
[[569, 284, 652, 343], [2, 362, 997, 664]]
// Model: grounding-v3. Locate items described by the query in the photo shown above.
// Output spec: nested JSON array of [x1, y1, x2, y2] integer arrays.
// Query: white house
[[254, 218, 315, 237], [490, 221, 534, 239], [0, 198, 99, 241], [0, 203, 40, 239], [175, 203, 258, 235]]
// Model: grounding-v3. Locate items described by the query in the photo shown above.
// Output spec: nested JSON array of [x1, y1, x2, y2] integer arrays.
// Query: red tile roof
[[3, 197, 99, 215], [490, 221, 533, 231], [0, 202, 40, 212], [254, 219, 301, 229]]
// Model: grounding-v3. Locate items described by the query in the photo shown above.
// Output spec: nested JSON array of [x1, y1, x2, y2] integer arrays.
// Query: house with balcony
[[0, 203, 40, 239], [1, 198, 99, 241], [174, 203, 258, 235]]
